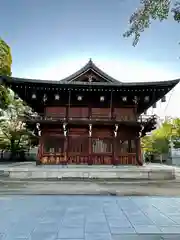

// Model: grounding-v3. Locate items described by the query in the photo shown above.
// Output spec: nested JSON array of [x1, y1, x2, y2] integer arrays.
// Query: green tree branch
[[124, 0, 180, 46]]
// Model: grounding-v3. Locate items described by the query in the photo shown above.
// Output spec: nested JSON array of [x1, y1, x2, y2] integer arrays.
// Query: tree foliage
[[0, 93, 38, 159], [142, 118, 180, 155], [0, 39, 38, 160], [0, 38, 12, 109], [0, 38, 12, 76], [124, 0, 180, 46]]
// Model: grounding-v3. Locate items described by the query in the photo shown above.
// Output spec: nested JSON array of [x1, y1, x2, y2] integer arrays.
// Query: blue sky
[[1, 0, 180, 118]]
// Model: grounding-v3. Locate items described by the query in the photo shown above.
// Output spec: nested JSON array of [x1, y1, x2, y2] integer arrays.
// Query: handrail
[[26, 114, 156, 123]]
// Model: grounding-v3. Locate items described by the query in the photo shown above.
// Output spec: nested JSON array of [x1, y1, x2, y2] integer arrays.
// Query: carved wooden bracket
[[139, 125, 144, 138], [114, 124, 118, 137], [63, 123, 67, 137], [36, 123, 41, 136], [89, 124, 92, 137]]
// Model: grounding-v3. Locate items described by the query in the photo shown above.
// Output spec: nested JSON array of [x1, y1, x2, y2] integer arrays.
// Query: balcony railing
[[26, 113, 157, 124]]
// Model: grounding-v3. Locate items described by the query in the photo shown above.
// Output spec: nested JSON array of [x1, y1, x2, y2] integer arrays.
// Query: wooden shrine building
[[1, 59, 179, 165]]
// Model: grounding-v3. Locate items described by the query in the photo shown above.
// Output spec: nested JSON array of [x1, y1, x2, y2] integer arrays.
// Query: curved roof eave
[[1, 75, 179, 89]]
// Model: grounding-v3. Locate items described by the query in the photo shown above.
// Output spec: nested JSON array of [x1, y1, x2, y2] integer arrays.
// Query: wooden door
[[67, 136, 89, 164]]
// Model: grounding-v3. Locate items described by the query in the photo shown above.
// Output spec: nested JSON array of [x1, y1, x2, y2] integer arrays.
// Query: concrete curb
[[0, 190, 179, 196], [0, 190, 172, 196], [0, 179, 180, 185]]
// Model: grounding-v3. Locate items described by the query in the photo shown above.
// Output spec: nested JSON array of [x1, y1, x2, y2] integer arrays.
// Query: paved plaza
[[1, 196, 180, 239]]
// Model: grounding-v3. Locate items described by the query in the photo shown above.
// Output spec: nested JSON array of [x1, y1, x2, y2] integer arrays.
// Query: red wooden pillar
[[110, 90, 113, 119], [36, 127, 43, 165], [128, 139, 131, 164], [88, 123, 93, 165], [64, 136, 68, 165], [36, 142, 42, 165], [67, 90, 71, 120], [112, 123, 118, 165], [135, 136, 143, 166], [112, 136, 116, 165], [88, 136, 92, 165], [137, 137, 143, 165]]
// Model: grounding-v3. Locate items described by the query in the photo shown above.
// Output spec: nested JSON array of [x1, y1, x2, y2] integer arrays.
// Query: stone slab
[[0, 196, 180, 239], [6, 166, 175, 180]]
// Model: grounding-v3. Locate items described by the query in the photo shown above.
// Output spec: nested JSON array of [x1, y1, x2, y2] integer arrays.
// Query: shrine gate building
[[1, 59, 179, 165]]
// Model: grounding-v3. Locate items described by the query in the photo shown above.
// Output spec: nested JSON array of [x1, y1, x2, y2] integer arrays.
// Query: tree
[[141, 135, 154, 153], [0, 38, 12, 109], [0, 38, 12, 76], [0, 39, 38, 160], [124, 0, 180, 46], [0, 93, 38, 160], [141, 119, 175, 162]]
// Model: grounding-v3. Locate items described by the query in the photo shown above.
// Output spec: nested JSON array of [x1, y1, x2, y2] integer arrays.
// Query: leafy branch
[[124, 0, 180, 46]]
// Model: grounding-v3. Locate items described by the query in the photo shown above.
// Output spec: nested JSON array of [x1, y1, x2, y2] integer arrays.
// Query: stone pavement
[[1, 196, 180, 239]]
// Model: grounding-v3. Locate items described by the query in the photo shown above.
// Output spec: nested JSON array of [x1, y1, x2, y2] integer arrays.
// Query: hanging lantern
[[161, 96, 166, 102], [32, 93, 36, 99], [152, 103, 156, 108], [100, 96, 105, 102], [144, 96, 149, 102], [77, 95, 82, 101], [133, 96, 138, 104], [122, 96, 127, 102], [55, 94, 60, 100], [43, 94, 47, 102]]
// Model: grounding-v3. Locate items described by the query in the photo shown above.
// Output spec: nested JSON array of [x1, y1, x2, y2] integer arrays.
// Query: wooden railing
[[28, 113, 156, 123], [39, 153, 137, 165]]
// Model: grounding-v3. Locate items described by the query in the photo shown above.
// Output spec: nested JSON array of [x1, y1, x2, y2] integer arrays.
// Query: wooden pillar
[[113, 124, 118, 165], [64, 136, 68, 165], [128, 139, 131, 164], [112, 136, 116, 165], [133, 103, 138, 121], [62, 123, 68, 165], [36, 143, 42, 165], [135, 135, 142, 166], [67, 90, 71, 119], [36, 124, 42, 165], [88, 124, 92, 165], [89, 102, 92, 119], [88, 137, 92, 165], [110, 90, 113, 119]]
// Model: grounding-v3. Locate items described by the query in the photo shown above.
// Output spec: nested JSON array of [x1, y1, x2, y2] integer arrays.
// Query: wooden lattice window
[[115, 139, 130, 154], [43, 137, 64, 153], [45, 107, 66, 118], [129, 139, 136, 153], [92, 138, 112, 153], [120, 140, 129, 153], [68, 137, 89, 154]]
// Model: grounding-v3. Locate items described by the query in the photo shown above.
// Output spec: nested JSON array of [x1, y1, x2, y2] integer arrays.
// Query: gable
[[60, 59, 121, 84], [69, 69, 112, 83]]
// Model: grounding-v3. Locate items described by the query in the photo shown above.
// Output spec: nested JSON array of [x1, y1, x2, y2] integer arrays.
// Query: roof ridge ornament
[[88, 74, 93, 82], [88, 58, 93, 67]]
